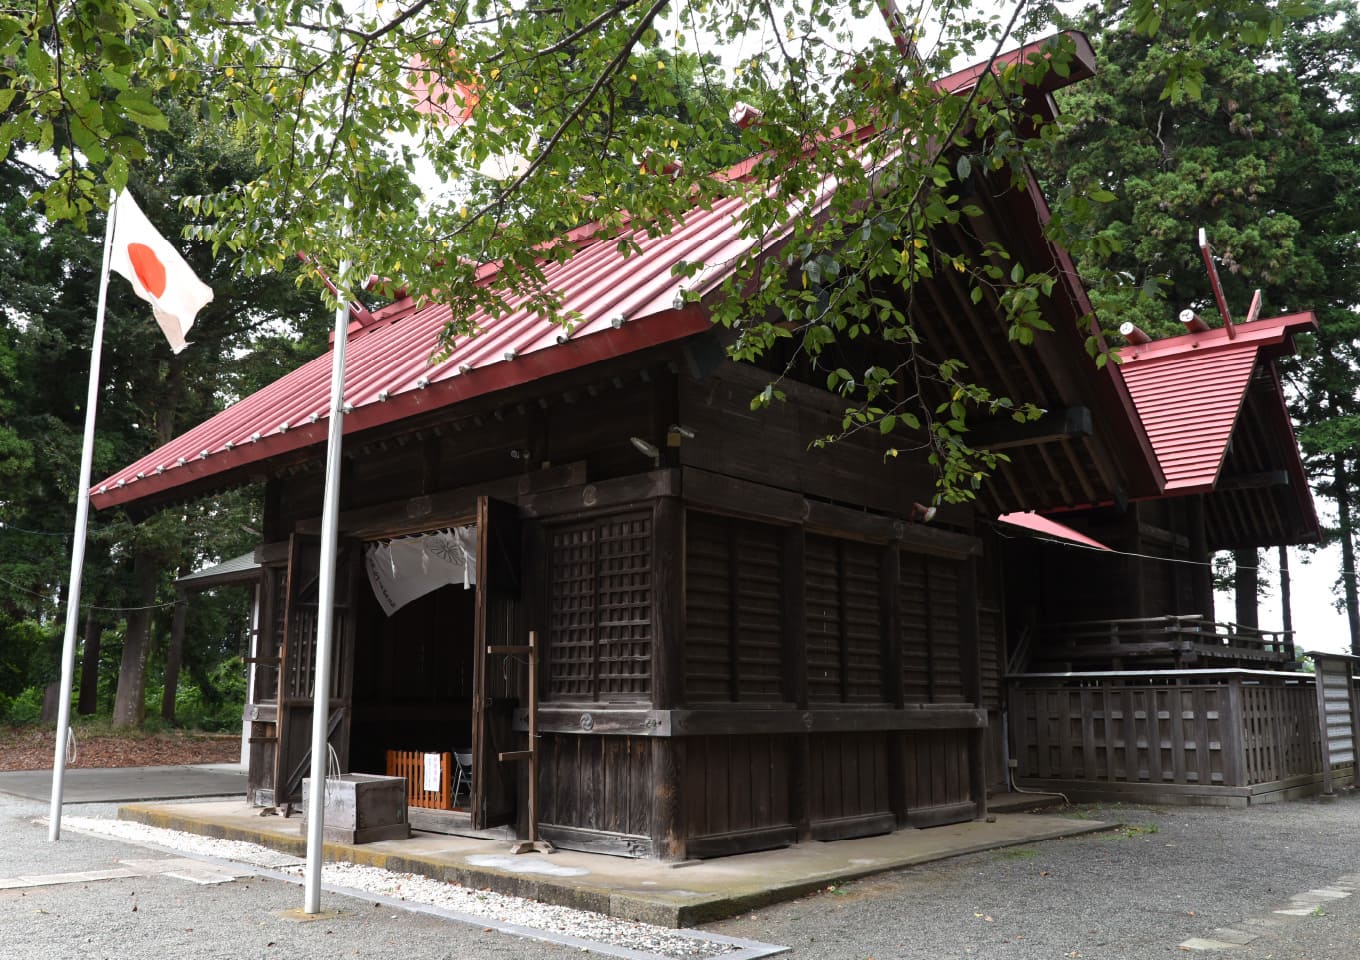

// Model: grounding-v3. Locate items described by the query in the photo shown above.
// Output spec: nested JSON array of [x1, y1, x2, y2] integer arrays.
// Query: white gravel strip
[[56, 816, 775, 960]]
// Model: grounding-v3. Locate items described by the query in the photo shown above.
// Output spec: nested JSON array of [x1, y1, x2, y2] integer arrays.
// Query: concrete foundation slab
[[117, 799, 1112, 927]]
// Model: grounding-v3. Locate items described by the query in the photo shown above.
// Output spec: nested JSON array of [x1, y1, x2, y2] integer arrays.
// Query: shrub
[[6, 686, 45, 725]]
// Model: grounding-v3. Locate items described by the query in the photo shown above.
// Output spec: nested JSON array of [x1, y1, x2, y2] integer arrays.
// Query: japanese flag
[[108, 190, 213, 354]]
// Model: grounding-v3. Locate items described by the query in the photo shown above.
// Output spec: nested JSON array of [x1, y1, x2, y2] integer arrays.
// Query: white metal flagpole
[[303, 218, 352, 914], [49, 189, 119, 842]]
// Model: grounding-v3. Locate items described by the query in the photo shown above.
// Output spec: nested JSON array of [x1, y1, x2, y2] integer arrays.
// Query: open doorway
[[340, 497, 525, 834], [349, 527, 479, 816]]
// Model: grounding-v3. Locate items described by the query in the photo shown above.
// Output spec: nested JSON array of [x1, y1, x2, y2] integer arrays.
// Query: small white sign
[[423, 753, 442, 793]]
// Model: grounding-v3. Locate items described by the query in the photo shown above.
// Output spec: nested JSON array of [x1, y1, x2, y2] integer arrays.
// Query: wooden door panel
[[273, 534, 358, 804], [473, 496, 524, 828]]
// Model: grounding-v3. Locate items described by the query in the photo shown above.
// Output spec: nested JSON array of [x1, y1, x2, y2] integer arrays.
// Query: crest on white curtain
[[364, 526, 478, 616]]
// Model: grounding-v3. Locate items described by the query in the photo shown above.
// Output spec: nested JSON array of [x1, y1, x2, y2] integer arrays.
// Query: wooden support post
[[651, 496, 685, 859], [882, 545, 908, 827], [490, 632, 553, 854], [959, 556, 987, 820], [783, 525, 812, 840]]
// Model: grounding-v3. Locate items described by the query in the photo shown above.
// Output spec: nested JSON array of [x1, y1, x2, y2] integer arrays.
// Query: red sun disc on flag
[[128, 243, 167, 298]]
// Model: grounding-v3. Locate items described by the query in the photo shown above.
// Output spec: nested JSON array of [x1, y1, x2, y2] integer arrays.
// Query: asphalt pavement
[[0, 763, 246, 803]]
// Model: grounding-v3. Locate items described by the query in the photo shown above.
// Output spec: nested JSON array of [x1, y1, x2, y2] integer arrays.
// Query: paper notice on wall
[[423, 753, 442, 793]]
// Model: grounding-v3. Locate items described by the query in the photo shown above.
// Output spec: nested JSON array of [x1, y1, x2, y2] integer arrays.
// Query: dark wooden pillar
[[782, 525, 811, 841], [1187, 495, 1215, 619], [650, 496, 685, 859], [1125, 504, 1147, 620], [882, 545, 908, 826], [959, 556, 987, 819], [1234, 548, 1259, 629]]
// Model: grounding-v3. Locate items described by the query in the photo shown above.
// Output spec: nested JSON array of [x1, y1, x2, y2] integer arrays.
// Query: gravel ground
[[711, 792, 1360, 959], [0, 796, 760, 960], [55, 815, 738, 958], [8, 790, 1360, 960]]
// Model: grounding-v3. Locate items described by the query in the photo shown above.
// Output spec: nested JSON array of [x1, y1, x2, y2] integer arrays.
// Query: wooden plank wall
[[676, 508, 980, 854], [808, 732, 894, 839], [903, 729, 975, 825], [684, 734, 796, 855], [536, 733, 654, 856]]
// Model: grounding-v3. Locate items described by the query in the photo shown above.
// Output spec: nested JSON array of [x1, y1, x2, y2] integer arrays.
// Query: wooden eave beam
[[968, 406, 1093, 451], [1216, 470, 1291, 492]]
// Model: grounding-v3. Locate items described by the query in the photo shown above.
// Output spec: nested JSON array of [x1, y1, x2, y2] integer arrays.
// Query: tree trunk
[[1336, 453, 1360, 656], [1278, 544, 1295, 662], [78, 608, 101, 716], [112, 549, 159, 729], [1234, 548, 1258, 630], [162, 587, 188, 723], [39, 680, 62, 723]]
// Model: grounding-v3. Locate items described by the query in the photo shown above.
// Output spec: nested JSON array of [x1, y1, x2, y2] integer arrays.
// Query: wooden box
[[300, 773, 410, 844]]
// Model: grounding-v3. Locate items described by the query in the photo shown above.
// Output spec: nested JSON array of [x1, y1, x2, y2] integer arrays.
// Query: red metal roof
[[997, 512, 1112, 551], [1116, 312, 1316, 493], [91, 32, 1104, 512], [92, 195, 764, 509]]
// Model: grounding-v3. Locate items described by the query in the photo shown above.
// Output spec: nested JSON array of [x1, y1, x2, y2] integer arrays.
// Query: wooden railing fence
[[1028, 616, 1295, 671], [1008, 670, 1335, 802]]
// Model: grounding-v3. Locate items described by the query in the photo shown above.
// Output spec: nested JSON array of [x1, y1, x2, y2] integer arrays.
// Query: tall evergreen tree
[[1035, 0, 1360, 647], [0, 106, 331, 726]]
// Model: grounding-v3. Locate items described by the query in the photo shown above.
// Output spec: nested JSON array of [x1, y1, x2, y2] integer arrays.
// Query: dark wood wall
[[252, 353, 990, 857]]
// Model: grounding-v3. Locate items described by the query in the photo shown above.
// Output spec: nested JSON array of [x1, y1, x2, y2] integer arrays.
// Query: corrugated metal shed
[[1117, 312, 1316, 494]]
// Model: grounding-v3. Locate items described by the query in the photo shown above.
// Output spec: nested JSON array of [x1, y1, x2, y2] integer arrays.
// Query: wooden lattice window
[[547, 511, 653, 701], [899, 552, 966, 704], [806, 535, 886, 704], [684, 512, 785, 702]]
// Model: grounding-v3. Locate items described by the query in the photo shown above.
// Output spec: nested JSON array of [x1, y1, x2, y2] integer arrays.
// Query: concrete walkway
[[0, 763, 246, 803], [118, 798, 1111, 927]]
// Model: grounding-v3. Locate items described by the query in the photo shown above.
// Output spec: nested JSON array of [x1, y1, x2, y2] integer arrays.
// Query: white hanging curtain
[[364, 526, 478, 616]]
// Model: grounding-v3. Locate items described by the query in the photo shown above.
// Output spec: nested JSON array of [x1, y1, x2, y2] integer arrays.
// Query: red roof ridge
[[1118, 311, 1316, 364]]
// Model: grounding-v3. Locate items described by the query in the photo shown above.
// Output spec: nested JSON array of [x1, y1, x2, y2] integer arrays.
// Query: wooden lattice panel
[[899, 553, 965, 704], [805, 536, 843, 702], [732, 522, 784, 700], [927, 561, 964, 703], [547, 511, 653, 701], [685, 513, 784, 702], [841, 541, 884, 703], [684, 512, 732, 701], [548, 523, 598, 699], [899, 554, 931, 702], [596, 513, 653, 698]]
